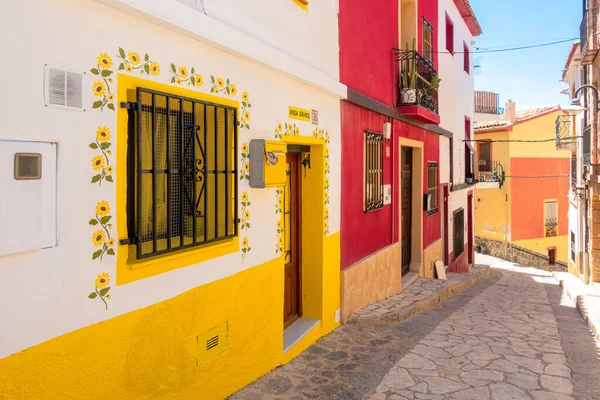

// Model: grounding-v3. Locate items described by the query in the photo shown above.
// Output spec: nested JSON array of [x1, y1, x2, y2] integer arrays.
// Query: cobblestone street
[[231, 257, 600, 400]]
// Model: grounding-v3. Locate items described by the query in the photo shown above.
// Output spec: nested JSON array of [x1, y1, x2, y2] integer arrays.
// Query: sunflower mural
[[274, 122, 300, 139], [210, 76, 237, 96], [239, 143, 250, 182], [91, 53, 115, 112], [117, 47, 160, 76], [241, 237, 251, 263], [240, 91, 252, 131], [275, 219, 284, 255], [314, 127, 331, 235], [240, 191, 251, 232], [88, 272, 111, 310], [90, 126, 113, 186], [169, 63, 203, 87], [89, 200, 115, 261]]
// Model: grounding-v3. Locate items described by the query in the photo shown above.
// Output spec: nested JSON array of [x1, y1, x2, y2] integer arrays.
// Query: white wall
[[438, 0, 475, 187], [0, 0, 341, 358]]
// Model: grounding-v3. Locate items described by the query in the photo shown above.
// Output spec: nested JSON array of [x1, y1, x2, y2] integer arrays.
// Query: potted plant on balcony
[[400, 39, 418, 104]]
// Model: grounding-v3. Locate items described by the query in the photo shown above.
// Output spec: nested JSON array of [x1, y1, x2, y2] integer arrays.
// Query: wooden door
[[443, 185, 449, 265], [401, 147, 412, 276], [284, 153, 302, 328]]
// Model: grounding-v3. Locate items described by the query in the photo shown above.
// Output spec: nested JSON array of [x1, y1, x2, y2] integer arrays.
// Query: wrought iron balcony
[[583, 124, 591, 166], [396, 50, 439, 123], [581, 8, 599, 65], [555, 115, 576, 151], [478, 160, 503, 183]]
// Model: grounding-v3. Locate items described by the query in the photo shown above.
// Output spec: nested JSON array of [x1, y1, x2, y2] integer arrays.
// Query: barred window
[[453, 209, 464, 259], [571, 231, 576, 262], [545, 200, 558, 237], [364, 131, 384, 212], [427, 162, 438, 215], [125, 87, 237, 259], [423, 18, 434, 64]]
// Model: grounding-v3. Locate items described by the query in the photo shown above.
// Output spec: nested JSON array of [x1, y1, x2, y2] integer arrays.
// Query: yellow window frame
[[116, 74, 240, 285]]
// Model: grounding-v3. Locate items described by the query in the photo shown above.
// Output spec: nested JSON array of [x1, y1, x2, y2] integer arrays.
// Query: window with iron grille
[[571, 231, 576, 262], [422, 18, 434, 64], [453, 209, 464, 259], [124, 87, 238, 259], [571, 156, 577, 188], [544, 200, 558, 237], [427, 162, 438, 215], [364, 131, 384, 212]]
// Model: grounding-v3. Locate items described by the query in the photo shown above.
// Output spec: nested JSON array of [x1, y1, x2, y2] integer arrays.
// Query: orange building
[[474, 103, 570, 266]]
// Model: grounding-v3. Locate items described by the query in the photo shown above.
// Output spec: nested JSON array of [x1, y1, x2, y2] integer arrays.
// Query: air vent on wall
[[197, 321, 228, 365], [44, 65, 84, 111]]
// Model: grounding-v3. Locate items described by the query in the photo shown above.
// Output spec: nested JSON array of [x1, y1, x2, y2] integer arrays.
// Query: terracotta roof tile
[[474, 105, 561, 133]]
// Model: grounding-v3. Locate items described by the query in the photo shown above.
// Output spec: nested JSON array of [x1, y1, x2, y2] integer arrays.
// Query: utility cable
[[464, 137, 582, 143], [395, 38, 578, 55]]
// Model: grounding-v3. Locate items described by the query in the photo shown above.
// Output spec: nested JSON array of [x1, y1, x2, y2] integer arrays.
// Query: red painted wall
[[510, 158, 570, 241], [419, 0, 439, 70], [340, 102, 441, 270], [339, 0, 398, 105]]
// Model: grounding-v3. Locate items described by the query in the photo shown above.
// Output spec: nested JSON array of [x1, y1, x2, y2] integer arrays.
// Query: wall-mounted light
[[383, 122, 391, 141]]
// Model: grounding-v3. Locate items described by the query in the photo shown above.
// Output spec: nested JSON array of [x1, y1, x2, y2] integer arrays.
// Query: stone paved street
[[231, 256, 600, 400]]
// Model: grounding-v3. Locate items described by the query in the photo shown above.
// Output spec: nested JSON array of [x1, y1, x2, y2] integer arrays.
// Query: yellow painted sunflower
[[244, 209, 250, 221], [96, 126, 111, 142], [106, 295, 112, 300], [196, 75, 204, 86], [107, 238, 115, 248], [294, 126, 300, 135], [241, 192, 248, 202], [106, 166, 113, 174], [243, 111, 250, 122], [95, 272, 110, 289], [92, 81, 106, 97], [107, 93, 115, 103], [97, 53, 112, 69], [325, 177, 329, 187], [128, 52, 141, 66], [277, 220, 282, 230], [325, 147, 329, 155], [241, 237, 249, 248], [95, 200, 111, 217], [277, 123, 283, 131], [278, 235, 284, 245], [149, 62, 160, 76], [91, 155, 105, 171], [107, 150, 112, 156], [325, 208, 329, 218], [175, 77, 182, 85], [125, 65, 133, 73], [242, 91, 249, 102], [230, 84, 237, 96], [178, 66, 189, 79], [92, 230, 106, 247], [216, 77, 225, 90], [241, 143, 249, 153], [243, 162, 250, 172]]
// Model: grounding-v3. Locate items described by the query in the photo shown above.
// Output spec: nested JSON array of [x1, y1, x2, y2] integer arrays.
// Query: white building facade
[[0, 0, 344, 398]]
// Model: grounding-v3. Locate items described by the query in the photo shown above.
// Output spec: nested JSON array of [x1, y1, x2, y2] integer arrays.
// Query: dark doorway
[[284, 153, 302, 328], [401, 147, 413, 276]]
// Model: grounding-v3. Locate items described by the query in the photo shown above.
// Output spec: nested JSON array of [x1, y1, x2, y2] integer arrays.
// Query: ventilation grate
[[45, 66, 84, 111], [197, 321, 228, 365], [206, 335, 219, 351]]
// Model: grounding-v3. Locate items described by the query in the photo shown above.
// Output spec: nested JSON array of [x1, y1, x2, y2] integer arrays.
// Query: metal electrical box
[[0, 140, 57, 256], [249, 139, 287, 188]]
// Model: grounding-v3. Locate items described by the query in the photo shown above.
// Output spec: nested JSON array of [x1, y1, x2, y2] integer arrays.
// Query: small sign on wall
[[289, 106, 311, 122], [311, 109, 319, 125]]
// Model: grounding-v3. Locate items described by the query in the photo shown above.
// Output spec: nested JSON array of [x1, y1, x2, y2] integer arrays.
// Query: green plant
[[401, 38, 418, 88]]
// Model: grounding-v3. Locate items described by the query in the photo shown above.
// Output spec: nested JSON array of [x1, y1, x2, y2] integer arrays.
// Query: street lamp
[[572, 84, 600, 114]]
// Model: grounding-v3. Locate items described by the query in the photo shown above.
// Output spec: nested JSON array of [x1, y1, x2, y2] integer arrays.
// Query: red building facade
[[339, 0, 481, 322]]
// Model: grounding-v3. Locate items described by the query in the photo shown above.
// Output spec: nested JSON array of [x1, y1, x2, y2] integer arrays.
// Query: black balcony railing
[[478, 160, 502, 183], [581, 8, 598, 63], [396, 50, 439, 115], [583, 124, 591, 166], [555, 115, 575, 147]]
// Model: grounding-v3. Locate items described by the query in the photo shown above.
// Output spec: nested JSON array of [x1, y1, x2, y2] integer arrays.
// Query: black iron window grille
[[555, 115, 574, 146], [545, 201, 558, 238], [571, 231, 576, 262], [123, 87, 238, 259], [427, 162, 438, 216], [396, 50, 439, 115], [583, 124, 591, 166], [422, 18, 434, 64], [453, 209, 464, 260], [364, 131, 384, 212]]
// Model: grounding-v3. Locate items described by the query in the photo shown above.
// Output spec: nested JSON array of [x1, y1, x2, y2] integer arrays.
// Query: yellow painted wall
[[474, 130, 512, 241], [0, 235, 341, 400], [508, 111, 570, 160], [512, 236, 569, 264]]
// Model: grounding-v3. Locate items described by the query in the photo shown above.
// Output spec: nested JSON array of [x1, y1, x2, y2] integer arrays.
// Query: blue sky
[[470, 0, 582, 110]]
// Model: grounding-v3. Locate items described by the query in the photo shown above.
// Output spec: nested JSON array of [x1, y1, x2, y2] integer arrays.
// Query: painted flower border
[[90, 126, 113, 185], [117, 47, 160, 76], [90, 200, 115, 261], [88, 272, 111, 310]]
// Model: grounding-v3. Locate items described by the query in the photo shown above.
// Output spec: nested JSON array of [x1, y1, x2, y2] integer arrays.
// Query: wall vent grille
[[197, 321, 228, 365], [45, 65, 84, 111]]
